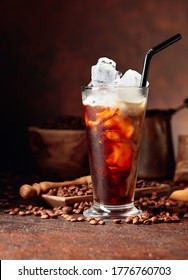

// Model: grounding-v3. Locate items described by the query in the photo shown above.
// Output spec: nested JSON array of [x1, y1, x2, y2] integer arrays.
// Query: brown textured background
[[0, 0, 188, 168]]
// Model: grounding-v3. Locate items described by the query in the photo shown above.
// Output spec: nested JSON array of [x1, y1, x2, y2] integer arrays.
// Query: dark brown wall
[[0, 0, 188, 167]]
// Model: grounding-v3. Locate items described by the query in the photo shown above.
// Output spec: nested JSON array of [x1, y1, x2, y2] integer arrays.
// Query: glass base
[[83, 202, 142, 219]]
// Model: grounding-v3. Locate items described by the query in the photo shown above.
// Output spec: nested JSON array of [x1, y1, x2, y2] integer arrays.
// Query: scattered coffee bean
[[41, 214, 49, 219], [98, 219, 105, 225], [151, 216, 158, 223], [89, 219, 98, 225], [66, 215, 74, 221], [14, 207, 20, 213], [73, 208, 82, 214], [61, 214, 68, 219], [70, 217, 77, 222], [48, 212, 58, 218], [9, 211, 17, 215], [113, 219, 122, 224], [18, 211, 25, 216], [171, 215, 180, 222], [163, 217, 172, 223], [74, 202, 80, 209], [132, 216, 140, 224], [125, 217, 133, 224], [62, 206, 73, 214], [77, 216, 85, 221], [33, 211, 40, 216], [143, 219, 152, 225]]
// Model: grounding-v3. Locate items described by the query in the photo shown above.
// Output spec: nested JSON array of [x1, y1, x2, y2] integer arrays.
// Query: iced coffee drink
[[82, 58, 149, 218]]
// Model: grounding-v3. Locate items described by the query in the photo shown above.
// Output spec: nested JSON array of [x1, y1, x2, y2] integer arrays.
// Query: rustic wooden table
[[0, 169, 188, 260], [0, 206, 188, 260]]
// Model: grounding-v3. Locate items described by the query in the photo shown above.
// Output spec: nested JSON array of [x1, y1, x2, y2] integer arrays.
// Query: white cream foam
[[83, 87, 147, 117]]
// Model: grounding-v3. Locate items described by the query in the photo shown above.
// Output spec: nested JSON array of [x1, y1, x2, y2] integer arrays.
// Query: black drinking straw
[[140, 33, 182, 87]]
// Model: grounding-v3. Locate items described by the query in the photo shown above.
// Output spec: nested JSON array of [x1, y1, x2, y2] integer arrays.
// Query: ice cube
[[116, 69, 149, 87], [98, 57, 116, 67], [91, 57, 117, 86]]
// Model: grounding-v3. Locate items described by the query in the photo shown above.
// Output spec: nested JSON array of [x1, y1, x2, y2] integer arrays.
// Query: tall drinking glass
[[82, 86, 148, 218]]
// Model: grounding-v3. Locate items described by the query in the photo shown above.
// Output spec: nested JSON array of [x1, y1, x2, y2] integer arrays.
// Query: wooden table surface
[[1, 204, 188, 260], [0, 169, 188, 260]]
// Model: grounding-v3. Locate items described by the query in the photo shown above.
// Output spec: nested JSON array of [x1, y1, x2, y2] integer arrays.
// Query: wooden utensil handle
[[19, 175, 92, 199], [19, 184, 40, 199]]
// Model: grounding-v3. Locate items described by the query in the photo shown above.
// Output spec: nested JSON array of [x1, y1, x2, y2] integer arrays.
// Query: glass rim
[[81, 85, 149, 90]]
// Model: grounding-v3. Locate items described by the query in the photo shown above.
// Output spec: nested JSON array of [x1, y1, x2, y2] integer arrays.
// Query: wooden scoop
[[19, 175, 92, 199], [19, 175, 92, 207]]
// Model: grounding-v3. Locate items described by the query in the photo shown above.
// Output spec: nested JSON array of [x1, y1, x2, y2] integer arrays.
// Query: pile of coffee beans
[[1, 177, 188, 226], [3, 201, 92, 219], [46, 179, 171, 197], [2, 190, 188, 225], [136, 179, 163, 189], [46, 183, 93, 197], [125, 211, 180, 225]]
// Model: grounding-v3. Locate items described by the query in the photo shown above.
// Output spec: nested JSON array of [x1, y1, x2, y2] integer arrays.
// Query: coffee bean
[[9, 211, 17, 215], [132, 216, 139, 224], [141, 213, 150, 220], [62, 206, 73, 214], [61, 214, 68, 219], [69, 185, 76, 190], [171, 215, 180, 222], [27, 205, 33, 211], [41, 214, 49, 219], [70, 217, 77, 222], [77, 191, 84, 196], [18, 211, 26, 216], [48, 212, 58, 218], [77, 216, 85, 221], [66, 215, 74, 221], [125, 216, 133, 224], [32, 206, 39, 212], [151, 216, 158, 223], [98, 219, 105, 225], [14, 207, 20, 213], [73, 208, 82, 214], [141, 201, 148, 207], [163, 217, 172, 223], [165, 201, 171, 207], [143, 219, 152, 225], [113, 219, 122, 224], [33, 211, 40, 216], [89, 219, 98, 225], [73, 202, 80, 209]]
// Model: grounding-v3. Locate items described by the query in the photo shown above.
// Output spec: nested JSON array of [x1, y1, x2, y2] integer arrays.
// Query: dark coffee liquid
[[84, 104, 144, 205]]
